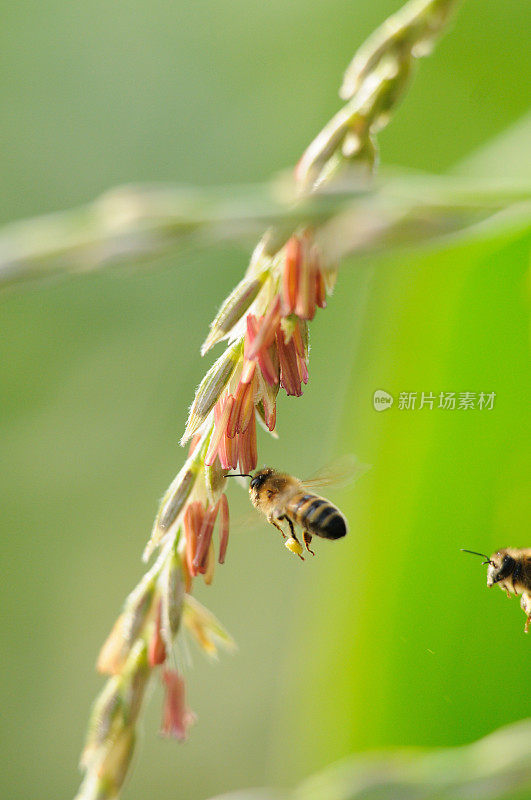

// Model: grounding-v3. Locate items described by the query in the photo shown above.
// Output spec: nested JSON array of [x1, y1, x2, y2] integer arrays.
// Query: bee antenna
[[460, 549, 494, 566], [225, 473, 252, 478]]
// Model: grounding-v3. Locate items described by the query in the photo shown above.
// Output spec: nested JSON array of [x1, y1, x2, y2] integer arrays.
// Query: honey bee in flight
[[462, 548, 531, 633], [227, 457, 366, 559]]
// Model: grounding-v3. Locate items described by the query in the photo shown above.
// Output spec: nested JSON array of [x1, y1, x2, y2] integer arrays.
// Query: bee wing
[[301, 454, 370, 490]]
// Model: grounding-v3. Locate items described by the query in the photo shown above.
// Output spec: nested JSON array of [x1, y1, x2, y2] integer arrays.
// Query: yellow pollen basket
[[285, 537, 303, 556]]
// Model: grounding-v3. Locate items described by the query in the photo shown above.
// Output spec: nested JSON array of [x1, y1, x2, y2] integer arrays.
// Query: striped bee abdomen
[[288, 493, 347, 540]]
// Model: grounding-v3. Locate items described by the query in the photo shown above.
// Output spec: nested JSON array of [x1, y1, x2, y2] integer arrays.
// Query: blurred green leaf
[[0, 171, 528, 290], [294, 719, 531, 800], [207, 720, 531, 800], [454, 113, 531, 181]]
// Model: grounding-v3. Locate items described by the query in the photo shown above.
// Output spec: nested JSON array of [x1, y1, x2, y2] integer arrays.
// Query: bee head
[[249, 468, 274, 497], [461, 549, 518, 588], [224, 468, 274, 500], [486, 551, 516, 587]]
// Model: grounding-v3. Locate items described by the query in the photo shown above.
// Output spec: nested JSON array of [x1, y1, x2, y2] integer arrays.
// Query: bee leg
[[279, 514, 295, 537], [303, 530, 315, 556], [278, 515, 304, 560], [268, 516, 286, 538], [525, 615, 530, 634]]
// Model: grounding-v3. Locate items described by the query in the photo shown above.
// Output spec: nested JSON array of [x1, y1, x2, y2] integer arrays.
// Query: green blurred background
[[1, 2, 529, 799]]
